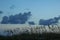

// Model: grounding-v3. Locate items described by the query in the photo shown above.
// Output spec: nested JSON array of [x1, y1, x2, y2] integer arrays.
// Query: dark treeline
[[0, 33, 60, 40]]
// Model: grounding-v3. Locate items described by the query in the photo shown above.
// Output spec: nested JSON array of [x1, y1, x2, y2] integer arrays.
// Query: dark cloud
[[39, 16, 60, 25], [0, 11, 3, 14], [1, 11, 31, 24], [28, 21, 35, 25], [1, 16, 9, 24]]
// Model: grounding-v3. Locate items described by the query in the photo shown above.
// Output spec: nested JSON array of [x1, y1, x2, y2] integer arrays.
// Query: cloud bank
[[39, 16, 60, 25], [1, 12, 31, 24]]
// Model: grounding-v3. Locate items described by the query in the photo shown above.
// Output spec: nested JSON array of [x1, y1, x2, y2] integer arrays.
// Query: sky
[[0, 0, 60, 24]]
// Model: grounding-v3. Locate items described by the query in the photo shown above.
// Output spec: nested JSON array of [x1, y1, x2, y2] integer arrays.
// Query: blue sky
[[0, 0, 60, 23]]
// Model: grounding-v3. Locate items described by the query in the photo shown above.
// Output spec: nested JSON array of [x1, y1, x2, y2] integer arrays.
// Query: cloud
[[28, 21, 35, 25], [0, 11, 3, 14], [10, 5, 15, 9], [1, 11, 31, 24], [1, 16, 9, 24], [39, 16, 60, 25]]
